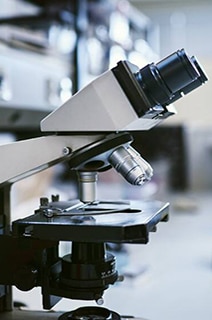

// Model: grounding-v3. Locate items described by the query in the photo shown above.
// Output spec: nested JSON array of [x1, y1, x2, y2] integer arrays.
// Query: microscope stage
[[13, 200, 169, 244]]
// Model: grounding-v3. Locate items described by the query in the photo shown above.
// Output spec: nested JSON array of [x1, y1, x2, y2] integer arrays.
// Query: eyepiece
[[112, 48, 208, 120], [156, 49, 200, 92], [135, 49, 206, 107]]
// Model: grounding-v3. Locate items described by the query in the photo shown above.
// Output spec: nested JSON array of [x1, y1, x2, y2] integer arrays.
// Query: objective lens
[[127, 146, 153, 181], [77, 171, 98, 203], [109, 146, 153, 186]]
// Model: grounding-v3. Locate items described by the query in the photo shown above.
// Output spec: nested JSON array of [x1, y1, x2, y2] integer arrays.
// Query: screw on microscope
[[117, 275, 124, 282], [62, 147, 71, 156], [96, 297, 104, 305], [43, 209, 54, 218], [39, 197, 53, 217]]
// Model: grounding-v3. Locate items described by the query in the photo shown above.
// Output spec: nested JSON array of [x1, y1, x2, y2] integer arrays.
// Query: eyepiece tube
[[112, 48, 208, 121], [155, 49, 200, 92], [135, 48, 208, 108]]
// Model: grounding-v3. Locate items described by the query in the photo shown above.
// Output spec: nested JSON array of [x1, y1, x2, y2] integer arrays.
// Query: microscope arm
[[1, 49, 207, 187], [0, 134, 102, 186], [1, 48, 204, 188]]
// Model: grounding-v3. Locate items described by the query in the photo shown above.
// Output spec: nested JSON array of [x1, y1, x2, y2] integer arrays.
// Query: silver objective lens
[[109, 146, 153, 186], [127, 146, 153, 181], [77, 171, 98, 203]]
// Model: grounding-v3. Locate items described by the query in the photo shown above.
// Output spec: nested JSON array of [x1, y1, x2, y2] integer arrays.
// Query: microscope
[[0, 49, 208, 320]]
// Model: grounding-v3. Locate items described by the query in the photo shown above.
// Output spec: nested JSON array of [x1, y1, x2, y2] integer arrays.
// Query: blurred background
[[0, 1, 212, 320]]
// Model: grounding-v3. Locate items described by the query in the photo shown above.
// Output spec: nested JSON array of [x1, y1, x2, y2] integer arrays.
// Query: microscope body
[[0, 49, 208, 319]]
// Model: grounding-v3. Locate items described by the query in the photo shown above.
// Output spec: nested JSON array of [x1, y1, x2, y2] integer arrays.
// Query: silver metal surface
[[41, 70, 161, 133], [109, 146, 153, 186], [77, 172, 98, 203], [127, 146, 153, 181]]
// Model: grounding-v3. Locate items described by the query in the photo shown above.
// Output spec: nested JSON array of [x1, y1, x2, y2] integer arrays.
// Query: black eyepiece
[[112, 49, 208, 120], [135, 49, 206, 107]]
